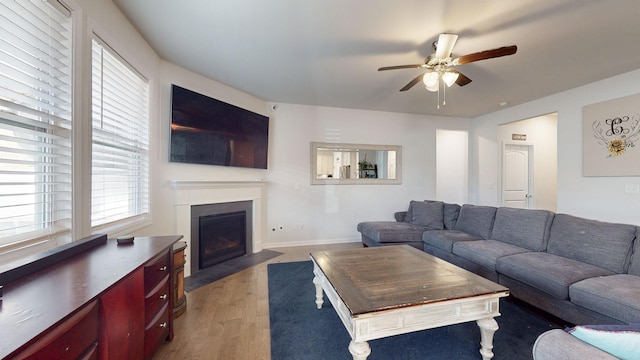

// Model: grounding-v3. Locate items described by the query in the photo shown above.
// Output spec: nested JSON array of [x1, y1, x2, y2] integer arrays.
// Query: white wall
[[470, 70, 640, 225], [62, 1, 472, 248], [72, 0, 640, 249], [245, 104, 469, 247], [133, 63, 471, 247], [436, 129, 468, 204]]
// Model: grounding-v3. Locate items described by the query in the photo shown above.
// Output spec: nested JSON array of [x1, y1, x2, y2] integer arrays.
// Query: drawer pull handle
[[159, 266, 167, 271], [160, 294, 167, 300], [159, 322, 167, 328]]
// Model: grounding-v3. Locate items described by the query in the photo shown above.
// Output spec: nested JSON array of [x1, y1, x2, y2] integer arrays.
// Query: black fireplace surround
[[190, 201, 253, 275]]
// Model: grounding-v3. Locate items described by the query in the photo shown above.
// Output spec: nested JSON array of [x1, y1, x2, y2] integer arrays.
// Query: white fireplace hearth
[[170, 180, 266, 277]]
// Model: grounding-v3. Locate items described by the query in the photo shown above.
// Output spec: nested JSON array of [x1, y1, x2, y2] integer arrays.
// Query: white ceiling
[[113, 0, 640, 118]]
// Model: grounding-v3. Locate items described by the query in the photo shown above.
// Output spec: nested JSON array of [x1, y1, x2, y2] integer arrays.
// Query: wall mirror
[[310, 142, 402, 185]]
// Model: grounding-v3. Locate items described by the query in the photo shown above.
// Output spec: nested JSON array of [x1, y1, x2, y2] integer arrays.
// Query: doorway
[[497, 113, 557, 212], [502, 144, 532, 208]]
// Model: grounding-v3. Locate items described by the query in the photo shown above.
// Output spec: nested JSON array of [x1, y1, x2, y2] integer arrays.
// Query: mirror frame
[[310, 142, 402, 185]]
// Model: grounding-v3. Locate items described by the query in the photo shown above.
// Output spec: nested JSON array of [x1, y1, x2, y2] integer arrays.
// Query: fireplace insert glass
[[198, 211, 247, 269]]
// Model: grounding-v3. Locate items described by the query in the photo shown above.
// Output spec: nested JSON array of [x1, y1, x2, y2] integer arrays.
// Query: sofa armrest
[[533, 329, 617, 360], [394, 211, 407, 222]]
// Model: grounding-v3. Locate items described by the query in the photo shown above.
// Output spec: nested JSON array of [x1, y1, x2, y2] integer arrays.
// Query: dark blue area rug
[[268, 261, 559, 360]]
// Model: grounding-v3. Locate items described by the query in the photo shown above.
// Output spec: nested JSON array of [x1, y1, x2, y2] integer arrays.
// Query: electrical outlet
[[625, 183, 640, 194]]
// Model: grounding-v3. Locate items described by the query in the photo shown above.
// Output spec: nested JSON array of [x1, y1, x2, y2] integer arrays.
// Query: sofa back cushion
[[404, 201, 415, 223], [453, 204, 497, 239], [408, 200, 444, 229], [491, 207, 554, 251], [547, 214, 636, 273], [628, 227, 640, 276], [405, 200, 459, 229], [443, 203, 461, 230]]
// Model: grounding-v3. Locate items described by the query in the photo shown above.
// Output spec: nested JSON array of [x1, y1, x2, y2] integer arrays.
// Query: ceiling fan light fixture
[[442, 71, 459, 87], [422, 71, 439, 87], [425, 80, 439, 92]]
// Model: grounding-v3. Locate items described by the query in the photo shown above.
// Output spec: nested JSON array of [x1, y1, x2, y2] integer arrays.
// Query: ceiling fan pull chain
[[443, 82, 447, 107]]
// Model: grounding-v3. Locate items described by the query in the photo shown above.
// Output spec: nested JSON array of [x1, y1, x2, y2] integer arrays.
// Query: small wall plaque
[[512, 134, 527, 141]]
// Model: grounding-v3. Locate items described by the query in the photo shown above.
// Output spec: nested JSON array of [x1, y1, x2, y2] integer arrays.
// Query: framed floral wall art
[[583, 93, 640, 176]]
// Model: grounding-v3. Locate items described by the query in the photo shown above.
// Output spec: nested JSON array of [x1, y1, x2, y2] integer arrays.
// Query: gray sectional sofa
[[357, 200, 640, 358]]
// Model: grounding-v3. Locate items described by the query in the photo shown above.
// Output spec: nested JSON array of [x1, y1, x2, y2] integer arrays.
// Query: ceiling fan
[[379, 33, 517, 98]]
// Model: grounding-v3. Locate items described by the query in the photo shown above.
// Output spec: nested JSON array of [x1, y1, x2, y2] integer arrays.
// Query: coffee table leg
[[348, 340, 371, 360], [312, 276, 324, 309], [476, 317, 499, 360]]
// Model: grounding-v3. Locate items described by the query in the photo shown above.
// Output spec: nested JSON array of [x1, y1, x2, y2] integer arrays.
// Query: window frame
[[0, 0, 75, 252], [0, 5, 155, 257], [88, 31, 152, 236]]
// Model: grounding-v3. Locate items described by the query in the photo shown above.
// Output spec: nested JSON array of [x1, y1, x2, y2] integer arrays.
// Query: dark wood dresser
[[0, 235, 182, 360]]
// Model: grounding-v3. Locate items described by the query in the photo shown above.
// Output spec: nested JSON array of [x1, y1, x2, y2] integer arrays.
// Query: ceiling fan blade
[[378, 64, 423, 71], [435, 33, 458, 59], [455, 45, 517, 65], [450, 69, 472, 86], [399, 74, 424, 92]]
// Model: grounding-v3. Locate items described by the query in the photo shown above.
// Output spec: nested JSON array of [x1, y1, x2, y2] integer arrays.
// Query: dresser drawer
[[144, 302, 170, 359], [145, 278, 170, 323], [144, 251, 170, 294], [10, 301, 99, 360]]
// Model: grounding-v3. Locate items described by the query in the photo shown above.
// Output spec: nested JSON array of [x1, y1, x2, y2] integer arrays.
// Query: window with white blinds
[[91, 37, 149, 228], [0, 0, 73, 248]]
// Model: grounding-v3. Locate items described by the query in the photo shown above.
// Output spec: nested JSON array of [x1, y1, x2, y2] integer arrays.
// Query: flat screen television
[[170, 85, 269, 169]]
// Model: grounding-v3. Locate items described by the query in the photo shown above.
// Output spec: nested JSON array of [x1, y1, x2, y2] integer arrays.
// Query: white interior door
[[503, 145, 532, 208]]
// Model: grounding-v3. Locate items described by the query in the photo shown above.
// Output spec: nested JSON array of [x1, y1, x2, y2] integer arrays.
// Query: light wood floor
[[153, 242, 361, 360]]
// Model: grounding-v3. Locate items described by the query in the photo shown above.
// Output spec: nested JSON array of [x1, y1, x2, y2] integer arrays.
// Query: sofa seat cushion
[[491, 207, 554, 251], [452, 240, 531, 271], [496, 252, 615, 300], [547, 214, 636, 273], [570, 274, 640, 323], [422, 230, 482, 253], [454, 204, 497, 239], [357, 221, 430, 243]]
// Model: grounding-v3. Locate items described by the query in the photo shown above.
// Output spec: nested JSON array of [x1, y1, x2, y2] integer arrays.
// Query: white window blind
[[0, 0, 73, 247], [91, 37, 149, 228]]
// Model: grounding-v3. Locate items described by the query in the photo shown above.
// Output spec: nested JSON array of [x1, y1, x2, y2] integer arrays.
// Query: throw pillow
[[566, 324, 640, 360], [405, 200, 428, 223], [410, 201, 444, 229]]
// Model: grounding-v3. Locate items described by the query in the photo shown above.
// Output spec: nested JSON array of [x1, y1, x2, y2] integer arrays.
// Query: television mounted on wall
[[170, 85, 269, 169]]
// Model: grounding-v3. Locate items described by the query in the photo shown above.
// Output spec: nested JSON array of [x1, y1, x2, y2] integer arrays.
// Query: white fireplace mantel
[[170, 180, 267, 277]]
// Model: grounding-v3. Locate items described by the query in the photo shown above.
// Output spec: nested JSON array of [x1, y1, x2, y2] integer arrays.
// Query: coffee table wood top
[[310, 245, 509, 316]]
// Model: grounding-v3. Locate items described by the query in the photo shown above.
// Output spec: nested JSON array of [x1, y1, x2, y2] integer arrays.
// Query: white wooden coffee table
[[310, 245, 509, 360]]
